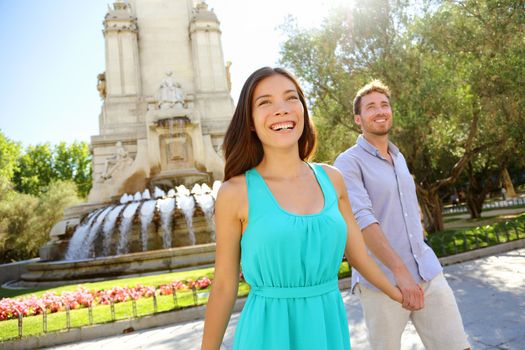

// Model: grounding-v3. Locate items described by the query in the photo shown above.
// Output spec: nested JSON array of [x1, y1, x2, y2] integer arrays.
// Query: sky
[[0, 0, 344, 147]]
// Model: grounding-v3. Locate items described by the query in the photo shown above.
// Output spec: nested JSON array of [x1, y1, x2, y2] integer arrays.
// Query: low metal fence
[[443, 197, 525, 215]]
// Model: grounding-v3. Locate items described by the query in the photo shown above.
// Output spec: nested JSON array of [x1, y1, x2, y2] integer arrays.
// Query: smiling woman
[[250, 74, 307, 157], [221, 67, 315, 182], [252, 76, 303, 136], [201, 67, 403, 350]]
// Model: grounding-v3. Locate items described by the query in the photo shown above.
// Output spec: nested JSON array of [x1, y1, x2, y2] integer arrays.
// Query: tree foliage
[[13, 144, 55, 196], [12, 141, 92, 197], [0, 132, 90, 262], [0, 130, 21, 187], [421, 0, 525, 217], [0, 180, 81, 263], [279, 0, 525, 231], [53, 142, 92, 197]]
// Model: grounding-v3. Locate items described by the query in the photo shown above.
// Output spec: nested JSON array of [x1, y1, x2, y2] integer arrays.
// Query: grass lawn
[[443, 207, 525, 230], [443, 216, 463, 224]]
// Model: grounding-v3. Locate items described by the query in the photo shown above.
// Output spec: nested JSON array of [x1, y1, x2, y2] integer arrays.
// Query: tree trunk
[[501, 167, 517, 198], [465, 191, 483, 218], [417, 186, 444, 233], [465, 171, 484, 218], [414, 108, 483, 233], [429, 190, 444, 232], [465, 162, 499, 219]]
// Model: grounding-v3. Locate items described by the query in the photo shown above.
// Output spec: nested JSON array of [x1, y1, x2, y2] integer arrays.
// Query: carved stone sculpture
[[157, 71, 185, 109], [225, 61, 232, 92], [100, 141, 134, 181], [97, 73, 107, 100]]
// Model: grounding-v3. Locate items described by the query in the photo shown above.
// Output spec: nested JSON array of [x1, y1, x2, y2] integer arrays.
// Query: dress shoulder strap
[[308, 163, 338, 208], [244, 168, 275, 221]]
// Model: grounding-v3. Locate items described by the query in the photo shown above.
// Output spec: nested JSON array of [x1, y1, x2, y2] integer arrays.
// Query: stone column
[[103, 0, 142, 98], [189, 2, 228, 93]]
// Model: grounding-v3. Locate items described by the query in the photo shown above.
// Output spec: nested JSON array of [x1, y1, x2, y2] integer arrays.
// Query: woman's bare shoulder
[[215, 175, 248, 209], [318, 163, 342, 175], [318, 163, 345, 196], [318, 163, 343, 182], [219, 174, 246, 193]]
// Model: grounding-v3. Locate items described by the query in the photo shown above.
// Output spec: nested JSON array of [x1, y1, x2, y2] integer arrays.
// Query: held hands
[[394, 270, 424, 311]]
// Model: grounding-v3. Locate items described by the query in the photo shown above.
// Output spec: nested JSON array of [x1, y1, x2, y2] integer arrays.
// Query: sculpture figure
[[97, 72, 107, 100], [158, 71, 185, 109], [100, 141, 134, 181], [225, 61, 232, 92]]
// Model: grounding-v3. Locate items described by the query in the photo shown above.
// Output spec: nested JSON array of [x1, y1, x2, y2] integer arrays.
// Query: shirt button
[[404, 213, 408, 217], [413, 254, 418, 258], [409, 234, 413, 238]]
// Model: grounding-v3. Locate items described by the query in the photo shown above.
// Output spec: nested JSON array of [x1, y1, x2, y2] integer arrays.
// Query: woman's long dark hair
[[222, 67, 316, 181]]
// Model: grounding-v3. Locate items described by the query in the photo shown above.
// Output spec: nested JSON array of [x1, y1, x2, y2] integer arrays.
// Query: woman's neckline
[[252, 163, 327, 217]]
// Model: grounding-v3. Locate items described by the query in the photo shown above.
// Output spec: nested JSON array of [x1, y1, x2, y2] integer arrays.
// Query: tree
[[0, 180, 81, 263], [279, 0, 524, 231], [0, 189, 39, 262], [54, 142, 92, 197], [12, 141, 92, 197], [0, 133, 90, 261], [25, 180, 82, 260], [423, 0, 525, 217], [12, 144, 55, 196], [0, 130, 21, 189], [279, 2, 477, 231], [463, 156, 500, 218]]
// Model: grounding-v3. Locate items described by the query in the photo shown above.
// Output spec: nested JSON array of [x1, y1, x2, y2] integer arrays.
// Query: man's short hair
[[353, 80, 391, 115]]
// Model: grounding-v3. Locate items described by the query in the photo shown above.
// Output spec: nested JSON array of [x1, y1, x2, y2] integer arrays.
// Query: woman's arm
[[323, 165, 403, 303], [201, 178, 245, 350]]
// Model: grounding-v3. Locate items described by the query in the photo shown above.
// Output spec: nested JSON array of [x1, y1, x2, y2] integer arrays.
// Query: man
[[334, 80, 470, 350]]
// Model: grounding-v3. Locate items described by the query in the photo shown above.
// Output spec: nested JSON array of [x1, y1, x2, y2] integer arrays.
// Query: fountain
[[58, 182, 219, 259], [11, 0, 235, 288]]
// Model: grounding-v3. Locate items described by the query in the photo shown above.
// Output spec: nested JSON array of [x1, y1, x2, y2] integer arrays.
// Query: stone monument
[[88, 0, 233, 203], [39, 0, 234, 261]]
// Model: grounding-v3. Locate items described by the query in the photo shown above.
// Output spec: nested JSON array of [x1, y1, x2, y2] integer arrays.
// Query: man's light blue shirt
[[334, 135, 442, 290]]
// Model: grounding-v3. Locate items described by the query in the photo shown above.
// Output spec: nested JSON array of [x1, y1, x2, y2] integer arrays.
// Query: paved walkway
[[47, 249, 525, 350]]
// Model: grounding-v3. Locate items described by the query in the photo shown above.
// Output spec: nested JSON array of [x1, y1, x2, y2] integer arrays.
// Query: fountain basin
[[13, 243, 216, 288]]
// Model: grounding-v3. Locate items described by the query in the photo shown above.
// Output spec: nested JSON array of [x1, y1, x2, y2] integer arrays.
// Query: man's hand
[[394, 269, 424, 311], [359, 224, 425, 310]]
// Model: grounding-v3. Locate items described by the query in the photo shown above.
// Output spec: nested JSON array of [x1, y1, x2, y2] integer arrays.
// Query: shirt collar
[[357, 134, 400, 157]]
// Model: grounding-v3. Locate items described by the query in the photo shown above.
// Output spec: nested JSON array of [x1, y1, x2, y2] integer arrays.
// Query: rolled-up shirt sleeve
[[334, 153, 379, 230]]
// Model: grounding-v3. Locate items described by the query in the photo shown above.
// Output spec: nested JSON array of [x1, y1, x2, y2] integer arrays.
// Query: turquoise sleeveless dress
[[233, 163, 351, 350]]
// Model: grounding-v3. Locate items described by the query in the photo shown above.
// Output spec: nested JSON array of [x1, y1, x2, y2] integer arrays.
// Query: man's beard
[[369, 127, 391, 136], [366, 120, 392, 136]]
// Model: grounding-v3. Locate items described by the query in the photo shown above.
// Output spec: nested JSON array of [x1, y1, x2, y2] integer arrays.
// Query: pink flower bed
[[0, 277, 212, 321]]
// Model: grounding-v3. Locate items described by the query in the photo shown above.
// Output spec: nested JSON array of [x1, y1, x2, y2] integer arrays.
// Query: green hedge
[[427, 214, 525, 257]]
